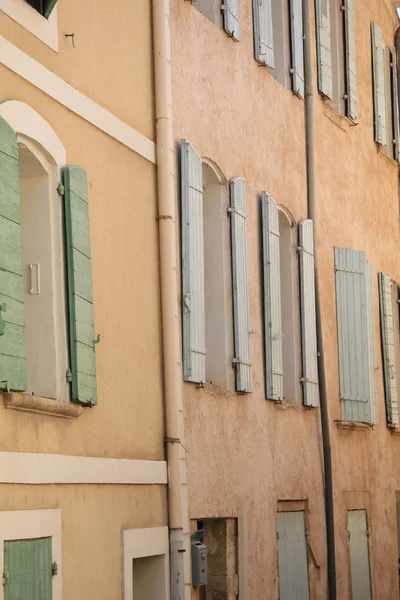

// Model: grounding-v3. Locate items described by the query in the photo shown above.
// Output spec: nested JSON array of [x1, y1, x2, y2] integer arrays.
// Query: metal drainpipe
[[153, 1, 186, 599], [303, 0, 336, 598]]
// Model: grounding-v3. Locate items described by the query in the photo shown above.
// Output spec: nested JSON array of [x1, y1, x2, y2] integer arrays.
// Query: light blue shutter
[[379, 273, 399, 427], [262, 193, 283, 400], [371, 23, 387, 146], [344, 0, 358, 121], [334, 247, 370, 423], [223, 0, 240, 41], [181, 139, 206, 384], [277, 512, 310, 600], [348, 511, 372, 600], [289, 0, 304, 98], [252, 0, 274, 67], [366, 261, 378, 425], [315, 0, 332, 98], [298, 220, 319, 407], [392, 47, 400, 162], [230, 178, 252, 393]]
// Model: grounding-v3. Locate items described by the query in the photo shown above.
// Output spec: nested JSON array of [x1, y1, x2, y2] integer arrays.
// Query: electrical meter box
[[191, 541, 208, 587]]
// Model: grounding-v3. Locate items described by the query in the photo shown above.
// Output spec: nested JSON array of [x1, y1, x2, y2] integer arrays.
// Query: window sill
[[323, 102, 353, 132], [335, 420, 373, 431], [376, 145, 398, 168], [2, 392, 83, 419], [390, 427, 400, 436]]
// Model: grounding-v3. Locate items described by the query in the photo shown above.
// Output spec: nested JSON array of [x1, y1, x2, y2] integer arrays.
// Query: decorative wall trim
[[0, 452, 167, 484], [3, 392, 83, 419], [0, 36, 156, 164], [0, 509, 62, 600], [0, 1, 58, 52]]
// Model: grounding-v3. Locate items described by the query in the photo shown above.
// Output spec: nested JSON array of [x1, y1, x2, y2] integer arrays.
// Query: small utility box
[[191, 541, 208, 587]]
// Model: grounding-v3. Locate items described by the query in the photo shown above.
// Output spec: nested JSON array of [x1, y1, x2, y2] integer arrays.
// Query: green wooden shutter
[[4, 538, 53, 600], [0, 117, 27, 392], [43, 0, 57, 19], [63, 166, 97, 406]]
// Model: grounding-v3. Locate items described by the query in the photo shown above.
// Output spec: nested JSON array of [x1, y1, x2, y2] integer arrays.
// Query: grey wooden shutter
[[392, 47, 400, 162], [366, 261, 378, 424], [344, 0, 358, 121], [223, 0, 240, 41], [252, 0, 274, 67], [277, 512, 310, 600], [371, 23, 387, 146], [181, 139, 206, 384], [298, 220, 319, 407], [262, 192, 283, 400], [379, 273, 399, 427], [63, 166, 97, 405], [334, 247, 370, 423], [43, 0, 57, 18], [315, 0, 333, 98], [0, 117, 27, 392], [348, 511, 372, 600], [289, 0, 304, 98], [230, 178, 252, 393]]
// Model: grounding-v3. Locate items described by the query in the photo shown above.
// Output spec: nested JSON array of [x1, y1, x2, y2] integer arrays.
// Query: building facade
[[0, 1, 170, 598]]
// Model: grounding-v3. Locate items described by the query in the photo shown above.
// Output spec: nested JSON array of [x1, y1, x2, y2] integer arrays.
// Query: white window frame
[[0, 509, 62, 600], [0, 0, 58, 52]]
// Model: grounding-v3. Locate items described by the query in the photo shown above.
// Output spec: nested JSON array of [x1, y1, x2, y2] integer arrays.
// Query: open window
[[24, 0, 57, 19]]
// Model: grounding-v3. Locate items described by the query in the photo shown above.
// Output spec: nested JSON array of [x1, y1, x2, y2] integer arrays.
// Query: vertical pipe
[[153, 1, 186, 598], [303, 0, 336, 598]]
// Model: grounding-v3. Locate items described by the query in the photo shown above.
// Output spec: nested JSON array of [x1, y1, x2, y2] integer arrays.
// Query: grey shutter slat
[[379, 273, 399, 427], [43, 0, 57, 18], [289, 0, 304, 98], [277, 512, 310, 600], [371, 23, 387, 146], [253, 0, 274, 67], [0, 116, 27, 392], [223, 0, 240, 41], [64, 166, 97, 405], [315, 0, 333, 98], [334, 247, 370, 423], [299, 220, 319, 407], [392, 47, 400, 162], [230, 178, 252, 393], [344, 0, 358, 121], [181, 139, 206, 384], [366, 262, 378, 424], [348, 511, 372, 600], [262, 192, 283, 400]]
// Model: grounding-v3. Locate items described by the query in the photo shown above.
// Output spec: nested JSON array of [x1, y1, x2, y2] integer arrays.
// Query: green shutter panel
[[371, 23, 387, 146], [4, 538, 53, 600], [0, 117, 27, 392], [63, 166, 97, 406], [43, 0, 57, 19], [344, 0, 358, 121]]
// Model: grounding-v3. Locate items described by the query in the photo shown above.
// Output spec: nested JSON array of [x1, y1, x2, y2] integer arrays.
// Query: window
[[277, 511, 310, 600], [0, 0, 59, 51], [190, 0, 240, 41], [379, 273, 400, 428], [4, 537, 55, 599], [24, 0, 56, 19]]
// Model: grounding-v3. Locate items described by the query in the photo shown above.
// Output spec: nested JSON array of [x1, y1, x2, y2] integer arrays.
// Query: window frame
[[0, 0, 58, 52]]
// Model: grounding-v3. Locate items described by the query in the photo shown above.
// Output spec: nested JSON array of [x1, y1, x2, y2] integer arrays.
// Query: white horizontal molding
[[0, 36, 156, 164], [0, 452, 167, 484], [0, 0, 58, 52]]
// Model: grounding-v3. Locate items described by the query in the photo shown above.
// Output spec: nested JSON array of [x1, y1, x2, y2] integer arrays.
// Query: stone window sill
[[335, 420, 372, 431], [323, 102, 353, 132], [2, 392, 83, 419], [377, 145, 398, 168]]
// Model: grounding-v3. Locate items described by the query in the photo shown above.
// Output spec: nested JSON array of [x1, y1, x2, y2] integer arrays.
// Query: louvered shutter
[[223, 0, 240, 41], [0, 117, 27, 392], [181, 140, 206, 384], [63, 166, 97, 405], [298, 220, 319, 407], [230, 178, 252, 393], [371, 23, 387, 146], [392, 47, 400, 162], [344, 0, 358, 121], [4, 538, 53, 600], [366, 261, 378, 424], [43, 0, 57, 18], [262, 192, 283, 400], [315, 0, 333, 98], [252, 0, 274, 67], [379, 273, 399, 427], [289, 0, 304, 98], [334, 248, 370, 423]]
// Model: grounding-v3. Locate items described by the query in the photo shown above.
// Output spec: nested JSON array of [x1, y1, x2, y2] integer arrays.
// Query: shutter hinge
[[57, 183, 65, 196], [93, 334, 101, 346], [0, 381, 9, 393], [3, 570, 9, 585], [66, 369, 72, 383], [52, 562, 58, 576], [366, 527, 371, 537], [347, 530, 351, 539]]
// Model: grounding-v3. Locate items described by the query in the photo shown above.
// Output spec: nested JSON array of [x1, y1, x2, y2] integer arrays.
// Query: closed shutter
[[366, 261, 378, 424], [315, 0, 333, 99], [43, 0, 57, 18], [262, 192, 283, 400], [289, 0, 304, 98], [392, 47, 400, 162], [379, 273, 399, 427], [230, 178, 252, 393], [0, 117, 27, 392], [371, 23, 387, 146], [298, 220, 319, 407], [4, 537, 53, 600], [334, 247, 370, 423], [223, 0, 240, 41], [252, 0, 274, 67], [344, 0, 358, 121], [348, 511, 372, 600], [277, 512, 310, 600], [181, 139, 206, 384], [63, 166, 97, 405]]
